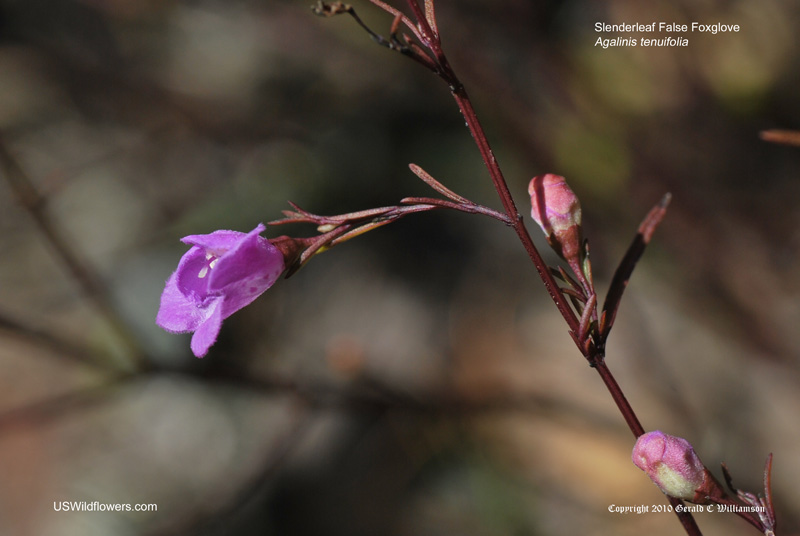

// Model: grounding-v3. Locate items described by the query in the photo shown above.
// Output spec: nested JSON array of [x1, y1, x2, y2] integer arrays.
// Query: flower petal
[[156, 271, 205, 333], [190, 298, 224, 358], [175, 246, 214, 299], [209, 227, 283, 292], [181, 223, 266, 256]]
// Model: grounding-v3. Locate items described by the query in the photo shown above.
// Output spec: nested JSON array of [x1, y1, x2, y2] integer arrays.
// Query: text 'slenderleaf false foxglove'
[[156, 224, 285, 357]]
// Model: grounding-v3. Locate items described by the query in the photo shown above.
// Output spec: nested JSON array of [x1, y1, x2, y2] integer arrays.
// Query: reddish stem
[[450, 89, 580, 334], [450, 79, 703, 536], [341, 4, 702, 533], [416, 9, 702, 536], [454, 91, 703, 536]]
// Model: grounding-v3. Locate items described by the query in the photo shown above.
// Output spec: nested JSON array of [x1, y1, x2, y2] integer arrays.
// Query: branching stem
[[392, 3, 703, 534]]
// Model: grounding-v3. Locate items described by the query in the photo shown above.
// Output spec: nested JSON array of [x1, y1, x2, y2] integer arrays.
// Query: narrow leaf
[[577, 293, 597, 343], [424, 0, 438, 37], [409, 163, 471, 204], [600, 193, 671, 340]]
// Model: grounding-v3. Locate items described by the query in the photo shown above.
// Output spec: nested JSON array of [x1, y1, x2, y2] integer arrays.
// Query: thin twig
[[0, 374, 132, 433], [365, 0, 424, 43], [0, 312, 114, 371], [0, 135, 148, 371], [399, 196, 511, 223], [760, 129, 800, 147]]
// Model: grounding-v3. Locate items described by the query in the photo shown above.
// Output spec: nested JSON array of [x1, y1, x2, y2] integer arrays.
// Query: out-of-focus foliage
[[0, 1, 799, 535]]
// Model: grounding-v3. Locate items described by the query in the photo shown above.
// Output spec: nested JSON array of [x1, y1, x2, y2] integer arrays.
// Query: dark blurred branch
[[0, 374, 131, 433], [0, 345, 632, 437], [0, 134, 148, 371], [0, 311, 115, 371]]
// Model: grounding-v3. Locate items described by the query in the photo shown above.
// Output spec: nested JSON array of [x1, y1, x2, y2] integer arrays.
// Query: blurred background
[[0, 0, 799, 535]]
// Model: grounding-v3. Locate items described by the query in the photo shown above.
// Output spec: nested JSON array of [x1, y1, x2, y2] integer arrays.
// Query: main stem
[[440, 51, 703, 536], [594, 362, 705, 534], [451, 89, 580, 334], [399, 2, 701, 532]]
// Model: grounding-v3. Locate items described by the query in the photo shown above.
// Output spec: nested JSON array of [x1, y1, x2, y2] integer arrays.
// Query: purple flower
[[156, 224, 285, 357]]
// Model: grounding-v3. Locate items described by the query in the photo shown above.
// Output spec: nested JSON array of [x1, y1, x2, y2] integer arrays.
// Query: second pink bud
[[528, 174, 583, 264]]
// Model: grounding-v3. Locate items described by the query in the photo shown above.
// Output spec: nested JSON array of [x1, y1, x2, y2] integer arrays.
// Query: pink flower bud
[[632, 431, 708, 501], [528, 174, 582, 262]]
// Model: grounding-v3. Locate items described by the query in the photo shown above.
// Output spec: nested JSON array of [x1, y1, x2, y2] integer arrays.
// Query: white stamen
[[198, 254, 219, 279]]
